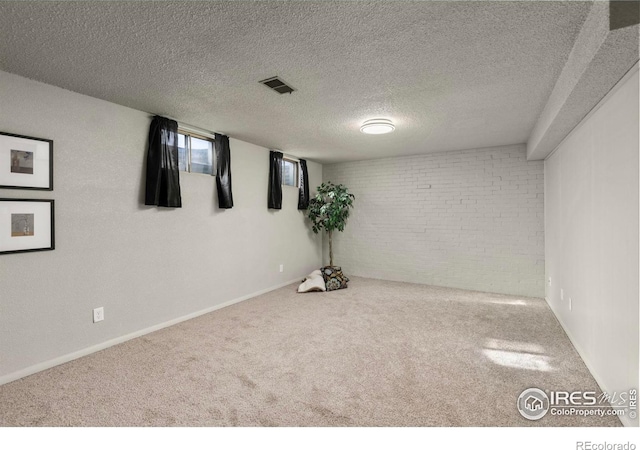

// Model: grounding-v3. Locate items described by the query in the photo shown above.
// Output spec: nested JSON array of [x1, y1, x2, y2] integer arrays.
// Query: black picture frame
[[0, 198, 55, 255], [0, 131, 54, 190]]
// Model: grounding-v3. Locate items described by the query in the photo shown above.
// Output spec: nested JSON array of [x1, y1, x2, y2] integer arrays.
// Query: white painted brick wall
[[322, 144, 544, 297]]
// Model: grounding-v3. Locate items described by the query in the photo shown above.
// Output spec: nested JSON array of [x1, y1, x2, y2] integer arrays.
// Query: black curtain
[[268, 151, 283, 209], [145, 116, 182, 207], [610, 0, 639, 30], [298, 159, 310, 210], [215, 134, 234, 209]]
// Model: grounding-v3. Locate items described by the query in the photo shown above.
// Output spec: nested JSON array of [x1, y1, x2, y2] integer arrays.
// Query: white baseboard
[[0, 277, 301, 387], [545, 299, 637, 427]]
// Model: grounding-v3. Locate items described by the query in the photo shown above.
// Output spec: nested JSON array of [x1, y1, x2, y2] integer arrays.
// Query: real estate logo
[[517, 387, 550, 420], [517, 387, 637, 421]]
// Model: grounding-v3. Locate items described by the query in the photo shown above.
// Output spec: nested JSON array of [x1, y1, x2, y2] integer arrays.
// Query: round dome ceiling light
[[360, 118, 395, 135]]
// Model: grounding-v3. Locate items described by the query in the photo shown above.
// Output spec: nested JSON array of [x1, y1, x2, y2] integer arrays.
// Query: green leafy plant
[[307, 181, 355, 267]]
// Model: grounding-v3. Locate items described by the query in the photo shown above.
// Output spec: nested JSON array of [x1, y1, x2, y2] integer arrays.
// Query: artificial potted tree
[[307, 182, 355, 290]]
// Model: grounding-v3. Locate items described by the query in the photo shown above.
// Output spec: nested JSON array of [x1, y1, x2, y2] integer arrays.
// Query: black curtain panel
[[215, 134, 234, 209], [298, 158, 310, 210], [145, 116, 182, 207], [268, 150, 283, 209]]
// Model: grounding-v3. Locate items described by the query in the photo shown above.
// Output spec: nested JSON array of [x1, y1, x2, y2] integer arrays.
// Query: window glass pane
[[282, 160, 296, 186], [177, 134, 187, 172], [189, 137, 213, 175]]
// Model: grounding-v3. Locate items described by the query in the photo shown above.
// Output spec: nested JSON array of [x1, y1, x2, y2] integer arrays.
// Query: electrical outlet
[[548, 277, 552, 286], [560, 288, 564, 301], [93, 307, 104, 323], [279, 264, 284, 273], [569, 298, 572, 311]]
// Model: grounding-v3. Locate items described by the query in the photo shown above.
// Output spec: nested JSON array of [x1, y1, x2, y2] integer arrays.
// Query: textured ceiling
[[0, 1, 593, 163]]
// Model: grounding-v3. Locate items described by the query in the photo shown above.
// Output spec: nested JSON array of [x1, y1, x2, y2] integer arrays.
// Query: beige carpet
[[0, 277, 620, 426]]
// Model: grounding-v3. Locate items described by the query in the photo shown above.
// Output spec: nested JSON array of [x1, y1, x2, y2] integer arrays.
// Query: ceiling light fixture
[[360, 118, 395, 135]]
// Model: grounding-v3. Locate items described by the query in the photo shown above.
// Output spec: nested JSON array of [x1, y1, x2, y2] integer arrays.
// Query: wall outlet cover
[[93, 307, 104, 323]]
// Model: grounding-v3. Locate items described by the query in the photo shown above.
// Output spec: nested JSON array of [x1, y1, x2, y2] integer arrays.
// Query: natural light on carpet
[[482, 337, 554, 372], [485, 338, 546, 355], [482, 349, 553, 372]]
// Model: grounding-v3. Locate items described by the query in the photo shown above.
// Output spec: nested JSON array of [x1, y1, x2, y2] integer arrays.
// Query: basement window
[[282, 158, 298, 187], [178, 131, 214, 175]]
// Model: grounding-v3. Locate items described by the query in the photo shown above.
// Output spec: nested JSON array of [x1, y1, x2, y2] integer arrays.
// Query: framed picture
[[0, 199, 54, 255], [0, 132, 53, 190]]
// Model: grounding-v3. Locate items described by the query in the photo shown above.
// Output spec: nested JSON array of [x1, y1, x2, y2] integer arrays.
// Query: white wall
[[545, 67, 639, 427], [0, 70, 322, 382], [323, 145, 545, 298]]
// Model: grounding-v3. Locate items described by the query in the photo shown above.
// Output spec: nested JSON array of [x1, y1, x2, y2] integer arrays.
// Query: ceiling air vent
[[259, 76, 295, 94]]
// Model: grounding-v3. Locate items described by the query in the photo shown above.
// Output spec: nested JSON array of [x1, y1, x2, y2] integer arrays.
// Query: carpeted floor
[[0, 277, 620, 426]]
